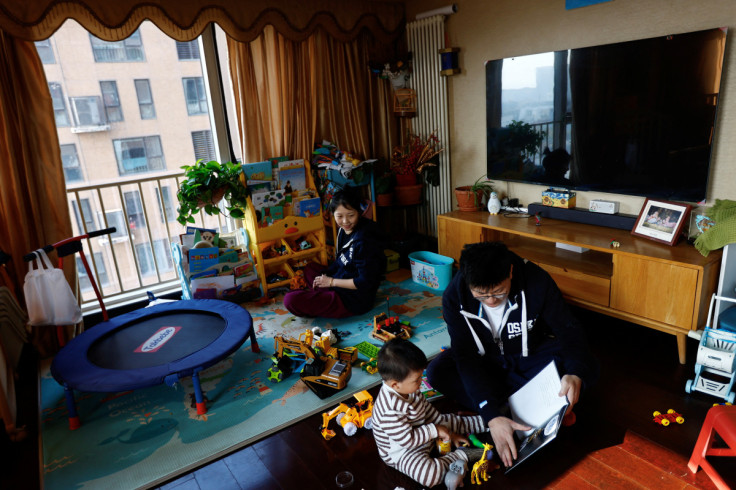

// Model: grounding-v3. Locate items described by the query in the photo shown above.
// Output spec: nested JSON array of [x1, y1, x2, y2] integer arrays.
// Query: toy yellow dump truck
[[320, 390, 374, 440]]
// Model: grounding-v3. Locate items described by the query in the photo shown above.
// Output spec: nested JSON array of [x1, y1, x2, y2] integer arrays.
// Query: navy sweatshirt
[[442, 251, 598, 423], [324, 217, 387, 314]]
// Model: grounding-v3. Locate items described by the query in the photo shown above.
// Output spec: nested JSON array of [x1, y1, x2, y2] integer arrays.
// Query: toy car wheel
[[685, 380, 693, 393], [343, 422, 358, 437], [661, 419, 670, 426], [268, 368, 284, 382], [363, 416, 373, 430], [336, 413, 345, 425]]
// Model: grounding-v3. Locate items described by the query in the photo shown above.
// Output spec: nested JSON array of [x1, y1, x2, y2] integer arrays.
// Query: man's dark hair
[[329, 186, 363, 214], [459, 241, 513, 290], [377, 338, 427, 382]]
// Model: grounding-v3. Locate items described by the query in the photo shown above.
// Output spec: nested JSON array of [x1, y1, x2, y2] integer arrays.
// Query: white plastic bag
[[23, 249, 82, 326]]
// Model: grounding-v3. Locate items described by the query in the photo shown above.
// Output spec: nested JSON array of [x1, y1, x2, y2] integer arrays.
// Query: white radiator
[[407, 15, 452, 237]]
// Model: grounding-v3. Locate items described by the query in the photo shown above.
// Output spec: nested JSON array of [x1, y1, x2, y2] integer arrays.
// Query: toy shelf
[[244, 162, 328, 296]]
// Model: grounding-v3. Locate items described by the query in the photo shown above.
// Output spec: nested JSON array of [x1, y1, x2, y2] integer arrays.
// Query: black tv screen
[[486, 27, 727, 203]]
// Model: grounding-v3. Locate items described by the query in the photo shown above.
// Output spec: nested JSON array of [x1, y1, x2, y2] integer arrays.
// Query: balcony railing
[[66, 171, 236, 312]]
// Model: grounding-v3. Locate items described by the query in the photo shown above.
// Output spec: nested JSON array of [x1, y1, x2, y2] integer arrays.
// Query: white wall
[[406, 0, 736, 215]]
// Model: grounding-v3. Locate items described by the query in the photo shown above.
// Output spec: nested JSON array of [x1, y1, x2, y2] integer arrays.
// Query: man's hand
[[488, 416, 531, 467], [559, 374, 582, 414]]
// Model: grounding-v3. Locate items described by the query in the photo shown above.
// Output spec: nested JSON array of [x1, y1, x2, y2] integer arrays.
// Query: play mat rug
[[40, 271, 449, 490]]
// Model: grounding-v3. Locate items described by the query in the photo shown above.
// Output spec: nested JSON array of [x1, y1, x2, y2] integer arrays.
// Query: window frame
[[100, 80, 124, 122], [134, 79, 156, 119], [113, 135, 166, 175], [182, 76, 209, 115]]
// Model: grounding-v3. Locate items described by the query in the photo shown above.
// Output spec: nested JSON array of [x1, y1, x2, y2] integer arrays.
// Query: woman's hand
[[313, 274, 333, 289]]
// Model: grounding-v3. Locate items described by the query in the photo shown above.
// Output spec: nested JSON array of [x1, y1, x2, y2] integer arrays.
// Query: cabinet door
[[438, 218, 484, 262], [611, 255, 698, 329]]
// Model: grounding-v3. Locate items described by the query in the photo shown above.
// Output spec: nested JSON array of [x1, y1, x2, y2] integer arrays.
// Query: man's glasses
[[471, 290, 508, 300]]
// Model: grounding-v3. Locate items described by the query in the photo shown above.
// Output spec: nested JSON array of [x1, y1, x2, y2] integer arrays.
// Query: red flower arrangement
[[391, 131, 443, 176]]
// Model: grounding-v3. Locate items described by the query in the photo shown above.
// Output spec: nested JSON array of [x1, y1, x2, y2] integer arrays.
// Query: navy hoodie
[[324, 217, 387, 314], [442, 251, 597, 423]]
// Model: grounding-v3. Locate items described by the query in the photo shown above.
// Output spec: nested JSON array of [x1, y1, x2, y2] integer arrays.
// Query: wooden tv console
[[437, 211, 722, 364]]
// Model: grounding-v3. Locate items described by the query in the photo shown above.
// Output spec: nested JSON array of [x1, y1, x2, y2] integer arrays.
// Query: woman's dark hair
[[329, 186, 363, 214], [459, 241, 512, 290], [377, 338, 427, 382]]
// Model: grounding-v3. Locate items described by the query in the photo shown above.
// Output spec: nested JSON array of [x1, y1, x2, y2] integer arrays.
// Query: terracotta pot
[[376, 193, 393, 206], [395, 173, 417, 186], [395, 184, 423, 206], [454, 186, 484, 211], [197, 186, 227, 209]]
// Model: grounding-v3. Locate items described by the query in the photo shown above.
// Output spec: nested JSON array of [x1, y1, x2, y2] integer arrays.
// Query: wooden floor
[[4, 307, 736, 489]]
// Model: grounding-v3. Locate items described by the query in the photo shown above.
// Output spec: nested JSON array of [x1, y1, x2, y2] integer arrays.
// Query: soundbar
[[528, 203, 637, 230]]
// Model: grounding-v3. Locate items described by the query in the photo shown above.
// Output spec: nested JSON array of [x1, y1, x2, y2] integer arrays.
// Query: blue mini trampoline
[[51, 299, 258, 429]]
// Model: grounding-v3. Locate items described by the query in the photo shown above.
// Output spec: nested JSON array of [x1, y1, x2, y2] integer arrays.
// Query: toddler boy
[[372, 338, 489, 487]]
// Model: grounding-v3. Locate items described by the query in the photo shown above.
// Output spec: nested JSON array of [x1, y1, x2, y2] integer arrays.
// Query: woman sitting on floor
[[283, 186, 387, 318]]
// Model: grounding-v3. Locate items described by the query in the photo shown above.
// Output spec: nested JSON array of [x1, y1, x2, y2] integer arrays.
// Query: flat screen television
[[486, 27, 727, 203]]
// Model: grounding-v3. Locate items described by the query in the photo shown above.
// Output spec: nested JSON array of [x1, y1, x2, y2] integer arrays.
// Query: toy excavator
[[320, 390, 374, 440], [267, 331, 358, 399], [371, 312, 411, 342]]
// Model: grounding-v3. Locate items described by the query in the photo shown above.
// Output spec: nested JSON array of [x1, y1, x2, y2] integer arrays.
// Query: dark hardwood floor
[[4, 307, 736, 489]]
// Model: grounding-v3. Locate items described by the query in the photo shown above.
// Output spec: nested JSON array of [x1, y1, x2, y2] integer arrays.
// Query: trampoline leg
[[63, 387, 81, 430], [191, 370, 207, 415], [249, 328, 260, 353]]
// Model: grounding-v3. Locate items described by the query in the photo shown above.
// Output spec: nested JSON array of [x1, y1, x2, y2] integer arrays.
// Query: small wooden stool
[[687, 405, 736, 490]]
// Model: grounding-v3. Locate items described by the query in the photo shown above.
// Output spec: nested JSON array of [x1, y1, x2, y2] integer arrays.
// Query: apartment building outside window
[[192, 130, 215, 162], [48, 82, 70, 127], [69, 96, 107, 127], [176, 40, 200, 60], [35, 39, 55, 64], [60, 144, 83, 183], [183, 77, 208, 115], [134, 79, 156, 119]]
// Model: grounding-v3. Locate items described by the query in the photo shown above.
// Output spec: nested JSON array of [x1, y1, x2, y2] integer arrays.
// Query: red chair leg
[[688, 406, 736, 490]]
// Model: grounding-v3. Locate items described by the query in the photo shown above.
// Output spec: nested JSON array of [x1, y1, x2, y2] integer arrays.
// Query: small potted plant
[[176, 159, 250, 225], [455, 175, 494, 211], [375, 171, 396, 206]]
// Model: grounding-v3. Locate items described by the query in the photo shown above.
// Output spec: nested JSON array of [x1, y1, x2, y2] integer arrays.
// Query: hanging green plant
[[176, 159, 250, 225]]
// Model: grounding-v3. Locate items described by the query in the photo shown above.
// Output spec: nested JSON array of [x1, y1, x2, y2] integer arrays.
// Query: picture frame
[[631, 198, 692, 246]]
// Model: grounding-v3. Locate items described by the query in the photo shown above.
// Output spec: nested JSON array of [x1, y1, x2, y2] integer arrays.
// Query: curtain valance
[[0, 0, 405, 43]]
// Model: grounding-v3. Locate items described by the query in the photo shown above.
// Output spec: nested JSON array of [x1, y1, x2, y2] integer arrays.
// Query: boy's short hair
[[329, 186, 363, 214], [377, 338, 427, 382], [459, 241, 512, 290]]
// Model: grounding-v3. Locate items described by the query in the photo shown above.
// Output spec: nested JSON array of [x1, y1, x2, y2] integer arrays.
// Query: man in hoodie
[[426, 241, 598, 468]]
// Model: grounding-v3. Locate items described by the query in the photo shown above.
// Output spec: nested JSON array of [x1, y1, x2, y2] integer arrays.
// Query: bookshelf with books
[[243, 157, 329, 296]]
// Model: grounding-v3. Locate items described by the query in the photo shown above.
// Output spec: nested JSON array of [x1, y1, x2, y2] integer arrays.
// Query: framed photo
[[631, 199, 692, 246]]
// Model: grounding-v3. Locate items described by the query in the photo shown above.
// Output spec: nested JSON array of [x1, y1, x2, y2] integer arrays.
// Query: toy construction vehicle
[[267, 332, 357, 399], [320, 390, 374, 440], [371, 313, 411, 342]]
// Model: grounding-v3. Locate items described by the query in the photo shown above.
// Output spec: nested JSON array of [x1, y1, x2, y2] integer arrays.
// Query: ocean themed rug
[[40, 271, 450, 490]]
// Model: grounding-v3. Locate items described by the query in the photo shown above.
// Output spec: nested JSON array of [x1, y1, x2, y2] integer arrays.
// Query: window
[[70, 96, 107, 127], [76, 254, 110, 292], [100, 81, 123, 122], [183, 77, 208, 115], [60, 144, 83, 182], [113, 136, 165, 175], [48, 83, 70, 127], [176, 40, 200, 60], [90, 30, 145, 62], [156, 186, 176, 222], [192, 130, 215, 162], [134, 79, 156, 119], [72, 198, 96, 234], [124, 190, 146, 231], [153, 238, 174, 272], [35, 39, 55, 64], [103, 210, 128, 239], [135, 242, 155, 276]]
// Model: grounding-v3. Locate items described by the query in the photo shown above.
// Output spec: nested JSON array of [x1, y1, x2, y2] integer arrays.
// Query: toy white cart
[[686, 294, 736, 403]]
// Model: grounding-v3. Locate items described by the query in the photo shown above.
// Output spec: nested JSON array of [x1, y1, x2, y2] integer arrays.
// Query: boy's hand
[[450, 432, 470, 448], [488, 416, 531, 467], [559, 374, 582, 414]]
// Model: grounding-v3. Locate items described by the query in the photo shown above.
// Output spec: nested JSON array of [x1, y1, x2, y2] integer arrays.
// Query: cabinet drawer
[[537, 262, 611, 307]]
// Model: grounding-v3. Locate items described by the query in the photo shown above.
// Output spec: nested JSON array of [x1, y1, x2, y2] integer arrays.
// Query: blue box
[[408, 251, 454, 290]]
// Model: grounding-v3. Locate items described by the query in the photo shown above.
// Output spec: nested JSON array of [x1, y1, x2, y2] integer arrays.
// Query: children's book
[[295, 197, 321, 218], [505, 361, 570, 473], [242, 160, 273, 182], [420, 372, 443, 401], [277, 159, 306, 192], [251, 189, 288, 211], [188, 247, 219, 275]]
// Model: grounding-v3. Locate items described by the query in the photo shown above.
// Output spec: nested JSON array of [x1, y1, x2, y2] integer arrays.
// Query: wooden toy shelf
[[243, 162, 328, 296]]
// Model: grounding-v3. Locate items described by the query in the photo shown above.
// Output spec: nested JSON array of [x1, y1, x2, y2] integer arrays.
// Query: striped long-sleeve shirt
[[372, 382, 487, 466]]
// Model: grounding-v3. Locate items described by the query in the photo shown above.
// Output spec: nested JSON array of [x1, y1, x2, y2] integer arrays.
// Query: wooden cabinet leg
[[677, 333, 687, 365]]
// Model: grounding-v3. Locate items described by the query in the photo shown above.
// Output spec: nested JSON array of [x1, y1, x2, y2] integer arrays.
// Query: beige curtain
[[0, 0, 405, 43], [228, 27, 399, 163], [0, 29, 75, 356]]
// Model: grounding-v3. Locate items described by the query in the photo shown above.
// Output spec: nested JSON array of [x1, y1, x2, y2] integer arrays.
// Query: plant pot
[[395, 184, 423, 206], [395, 173, 417, 186], [454, 186, 484, 211], [376, 193, 394, 207], [197, 186, 227, 209]]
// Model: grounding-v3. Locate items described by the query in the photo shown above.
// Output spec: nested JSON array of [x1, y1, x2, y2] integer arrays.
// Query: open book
[[505, 361, 570, 473]]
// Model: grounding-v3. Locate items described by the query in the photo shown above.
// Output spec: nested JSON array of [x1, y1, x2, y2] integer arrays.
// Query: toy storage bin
[[408, 251, 453, 290]]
